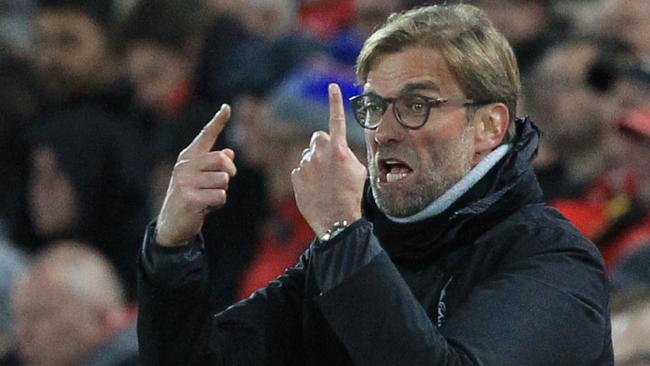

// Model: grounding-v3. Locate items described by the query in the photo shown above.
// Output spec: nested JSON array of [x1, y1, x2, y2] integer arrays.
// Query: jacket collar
[[363, 117, 544, 260]]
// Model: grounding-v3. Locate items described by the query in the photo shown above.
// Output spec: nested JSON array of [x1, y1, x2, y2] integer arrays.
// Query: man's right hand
[[155, 104, 237, 247]]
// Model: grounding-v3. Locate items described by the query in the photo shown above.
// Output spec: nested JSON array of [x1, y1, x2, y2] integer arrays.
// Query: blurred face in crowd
[[34, 10, 111, 99], [27, 147, 78, 239], [364, 48, 480, 217], [603, 0, 650, 60], [12, 272, 103, 366], [534, 43, 604, 150], [124, 42, 192, 114]]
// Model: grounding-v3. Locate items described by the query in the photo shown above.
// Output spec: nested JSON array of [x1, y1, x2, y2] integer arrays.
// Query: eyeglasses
[[349, 93, 480, 130]]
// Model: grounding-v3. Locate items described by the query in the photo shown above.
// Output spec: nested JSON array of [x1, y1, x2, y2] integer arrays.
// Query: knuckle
[[210, 151, 227, 165], [211, 151, 235, 172], [218, 172, 230, 187], [209, 190, 227, 206], [330, 113, 344, 122]]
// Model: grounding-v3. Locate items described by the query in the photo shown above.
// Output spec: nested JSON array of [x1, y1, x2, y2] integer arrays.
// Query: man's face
[[364, 47, 476, 217], [34, 10, 109, 98]]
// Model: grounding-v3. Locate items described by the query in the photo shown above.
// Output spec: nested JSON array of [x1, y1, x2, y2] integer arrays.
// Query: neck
[[385, 144, 511, 223]]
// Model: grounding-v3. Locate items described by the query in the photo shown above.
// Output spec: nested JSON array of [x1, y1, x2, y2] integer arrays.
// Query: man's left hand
[[291, 83, 367, 239]]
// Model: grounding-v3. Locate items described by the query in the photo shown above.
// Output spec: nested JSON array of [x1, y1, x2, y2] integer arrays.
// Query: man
[[530, 39, 612, 200], [22, 0, 147, 301], [138, 4, 613, 365], [12, 241, 139, 366], [33, 0, 125, 111]]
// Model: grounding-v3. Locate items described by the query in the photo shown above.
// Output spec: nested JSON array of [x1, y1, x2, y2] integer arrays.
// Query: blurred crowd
[[0, 0, 649, 365]]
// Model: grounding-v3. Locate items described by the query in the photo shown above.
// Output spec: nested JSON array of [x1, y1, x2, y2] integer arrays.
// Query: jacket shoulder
[[485, 202, 602, 261]]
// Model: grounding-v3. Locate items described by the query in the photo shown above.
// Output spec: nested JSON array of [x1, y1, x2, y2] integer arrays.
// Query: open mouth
[[379, 158, 414, 183]]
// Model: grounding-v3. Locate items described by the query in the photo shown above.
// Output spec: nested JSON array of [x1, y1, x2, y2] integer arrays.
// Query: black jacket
[[137, 118, 613, 365]]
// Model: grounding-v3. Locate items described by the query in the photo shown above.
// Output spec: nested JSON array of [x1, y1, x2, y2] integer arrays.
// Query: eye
[[408, 101, 425, 113], [400, 96, 429, 115]]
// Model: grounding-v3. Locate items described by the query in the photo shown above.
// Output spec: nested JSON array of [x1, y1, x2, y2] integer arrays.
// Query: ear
[[471, 103, 510, 166]]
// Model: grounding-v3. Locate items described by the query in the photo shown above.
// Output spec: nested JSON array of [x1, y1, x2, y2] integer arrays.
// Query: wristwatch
[[320, 220, 349, 242]]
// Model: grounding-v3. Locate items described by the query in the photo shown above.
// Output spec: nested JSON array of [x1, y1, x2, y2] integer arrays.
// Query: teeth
[[386, 173, 408, 182]]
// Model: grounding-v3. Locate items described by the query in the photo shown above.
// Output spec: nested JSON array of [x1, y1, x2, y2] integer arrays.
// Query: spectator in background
[[23, 1, 144, 266], [119, 0, 208, 145], [0, 241, 26, 366], [529, 36, 650, 270], [25, 115, 148, 301], [32, 0, 132, 118], [529, 38, 612, 200], [12, 241, 138, 366], [235, 62, 365, 298], [120, 0, 267, 311]]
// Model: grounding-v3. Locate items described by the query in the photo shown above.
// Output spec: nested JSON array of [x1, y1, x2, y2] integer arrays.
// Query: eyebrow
[[363, 81, 440, 95], [400, 81, 440, 94]]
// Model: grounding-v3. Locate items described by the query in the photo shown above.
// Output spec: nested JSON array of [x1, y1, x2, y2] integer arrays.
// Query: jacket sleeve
[[312, 219, 611, 366], [137, 222, 306, 366]]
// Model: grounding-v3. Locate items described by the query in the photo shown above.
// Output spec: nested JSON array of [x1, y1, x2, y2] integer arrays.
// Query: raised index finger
[[328, 83, 348, 146], [184, 104, 231, 156]]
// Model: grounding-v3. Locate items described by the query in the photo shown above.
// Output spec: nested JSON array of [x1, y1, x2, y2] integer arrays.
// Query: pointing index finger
[[185, 104, 231, 156], [328, 83, 348, 146]]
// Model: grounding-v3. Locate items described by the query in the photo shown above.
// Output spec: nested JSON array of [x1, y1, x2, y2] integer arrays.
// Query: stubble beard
[[368, 128, 474, 218]]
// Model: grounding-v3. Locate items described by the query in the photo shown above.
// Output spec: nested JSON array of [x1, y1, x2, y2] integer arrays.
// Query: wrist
[[317, 214, 362, 241], [155, 225, 192, 247], [319, 220, 349, 241]]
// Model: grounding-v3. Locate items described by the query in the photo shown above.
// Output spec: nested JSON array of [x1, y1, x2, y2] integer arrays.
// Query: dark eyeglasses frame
[[348, 93, 482, 130]]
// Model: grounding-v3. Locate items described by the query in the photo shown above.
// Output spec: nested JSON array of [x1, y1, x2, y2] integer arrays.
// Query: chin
[[371, 184, 427, 217]]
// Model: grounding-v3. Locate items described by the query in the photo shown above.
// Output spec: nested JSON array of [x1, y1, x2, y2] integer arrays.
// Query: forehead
[[364, 47, 464, 96]]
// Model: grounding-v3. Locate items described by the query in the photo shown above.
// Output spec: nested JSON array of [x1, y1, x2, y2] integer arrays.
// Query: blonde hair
[[356, 4, 520, 141]]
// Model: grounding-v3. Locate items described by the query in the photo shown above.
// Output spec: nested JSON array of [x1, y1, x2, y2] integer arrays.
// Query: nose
[[373, 104, 407, 145]]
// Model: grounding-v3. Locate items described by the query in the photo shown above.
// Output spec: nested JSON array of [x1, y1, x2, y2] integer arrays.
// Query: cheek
[[413, 120, 465, 154]]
